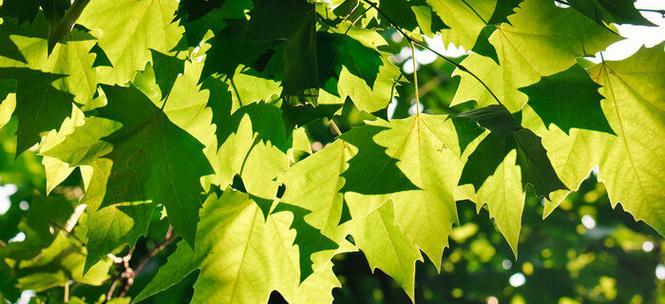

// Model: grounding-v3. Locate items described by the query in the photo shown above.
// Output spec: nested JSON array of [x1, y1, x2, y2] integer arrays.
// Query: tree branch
[[358, 0, 505, 107], [48, 0, 91, 53], [409, 40, 421, 115], [106, 226, 177, 300]]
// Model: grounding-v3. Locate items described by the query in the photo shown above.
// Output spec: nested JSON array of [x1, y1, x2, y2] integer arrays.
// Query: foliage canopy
[[0, 0, 663, 303]]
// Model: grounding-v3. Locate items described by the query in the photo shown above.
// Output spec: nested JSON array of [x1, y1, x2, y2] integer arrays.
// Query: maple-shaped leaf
[[471, 149, 526, 255], [94, 85, 212, 246], [589, 44, 665, 235], [318, 28, 401, 113], [347, 199, 421, 302], [340, 123, 418, 194], [202, 0, 315, 83], [0, 68, 74, 154], [520, 64, 614, 134], [132, 50, 185, 101], [16, 230, 112, 292], [47, 120, 157, 273], [41, 117, 120, 167], [487, 0, 522, 25], [35, 106, 88, 194], [0, 16, 98, 106], [520, 106, 612, 218], [451, 0, 621, 112], [77, 158, 157, 271], [85, 197, 156, 271], [213, 109, 288, 216], [0, 29, 26, 62], [426, 0, 496, 49], [341, 115, 476, 298], [279, 140, 356, 237], [377, 0, 448, 36], [216, 102, 289, 152], [458, 105, 567, 253], [77, 0, 184, 84], [142, 190, 345, 303], [459, 105, 567, 198], [272, 203, 338, 282], [470, 0, 522, 63]]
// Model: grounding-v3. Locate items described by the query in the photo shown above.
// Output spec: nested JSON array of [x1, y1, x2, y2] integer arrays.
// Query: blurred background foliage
[[0, 30, 663, 304]]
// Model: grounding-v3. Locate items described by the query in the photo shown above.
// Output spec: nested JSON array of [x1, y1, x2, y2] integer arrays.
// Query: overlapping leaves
[[0, 0, 663, 303]]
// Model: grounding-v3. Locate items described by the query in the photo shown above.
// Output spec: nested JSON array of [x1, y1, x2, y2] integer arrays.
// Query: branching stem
[[330, 120, 343, 136], [409, 41, 420, 115], [106, 226, 177, 301], [358, 0, 504, 107]]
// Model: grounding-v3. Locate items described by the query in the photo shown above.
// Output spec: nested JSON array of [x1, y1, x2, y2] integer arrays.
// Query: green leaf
[[0, 68, 74, 154], [280, 1, 318, 105], [95, 85, 212, 246], [41, 117, 120, 166], [177, 0, 253, 46], [0, 28, 26, 62], [16, 232, 112, 292], [521, 106, 611, 218], [218, 102, 289, 152], [319, 29, 401, 113], [520, 64, 614, 134], [272, 203, 338, 282], [37, 106, 92, 194], [427, 0, 496, 49], [132, 241, 200, 303], [1, 196, 73, 259], [137, 190, 349, 303], [213, 114, 256, 188], [0, 23, 98, 106], [487, 0, 521, 25], [458, 106, 567, 253], [471, 25, 500, 64], [148, 50, 186, 100], [340, 115, 471, 298], [452, 0, 621, 112], [228, 67, 282, 109], [0, 0, 39, 24], [568, 0, 654, 26], [472, 149, 525, 255], [191, 190, 342, 303], [340, 122, 418, 194], [84, 201, 155, 271], [346, 199, 421, 302], [214, 106, 288, 215], [279, 140, 356, 236], [590, 44, 665, 235], [78, 0, 184, 84], [459, 106, 567, 198]]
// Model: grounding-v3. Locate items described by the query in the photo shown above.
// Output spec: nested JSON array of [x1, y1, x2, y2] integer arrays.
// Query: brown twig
[[47, 220, 86, 246], [64, 281, 70, 303], [330, 120, 343, 136], [106, 226, 177, 301]]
